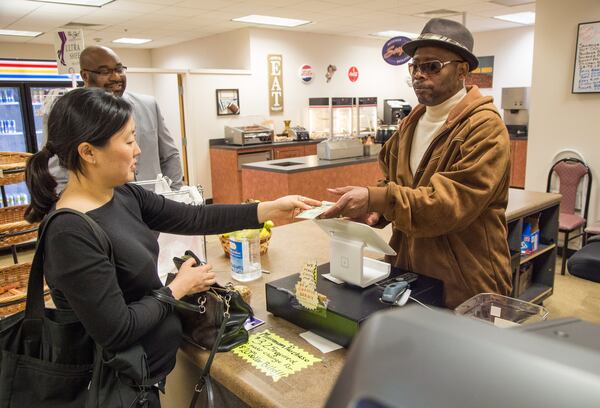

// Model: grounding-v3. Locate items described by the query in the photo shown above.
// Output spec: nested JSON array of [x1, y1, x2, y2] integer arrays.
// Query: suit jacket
[[368, 86, 512, 308], [47, 91, 183, 191]]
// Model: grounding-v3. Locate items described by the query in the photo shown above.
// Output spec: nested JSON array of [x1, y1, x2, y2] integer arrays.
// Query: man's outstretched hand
[[320, 186, 371, 220]]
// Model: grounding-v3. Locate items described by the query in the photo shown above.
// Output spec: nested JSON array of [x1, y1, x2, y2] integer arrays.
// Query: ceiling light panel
[[112, 37, 152, 44], [0, 29, 42, 37], [232, 15, 311, 28], [28, 0, 114, 6], [494, 11, 535, 25], [371, 30, 418, 38]]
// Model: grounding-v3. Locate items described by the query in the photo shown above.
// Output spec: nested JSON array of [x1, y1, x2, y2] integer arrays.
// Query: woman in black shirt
[[25, 88, 320, 407]]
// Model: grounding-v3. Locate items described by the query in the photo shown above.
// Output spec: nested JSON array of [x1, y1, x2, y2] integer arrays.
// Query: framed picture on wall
[[216, 89, 240, 115], [572, 21, 600, 93]]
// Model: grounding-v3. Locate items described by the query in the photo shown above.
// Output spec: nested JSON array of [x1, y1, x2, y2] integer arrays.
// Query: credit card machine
[[289, 126, 310, 141]]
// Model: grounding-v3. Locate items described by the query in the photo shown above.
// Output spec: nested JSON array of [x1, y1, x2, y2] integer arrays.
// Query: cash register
[[266, 219, 443, 346]]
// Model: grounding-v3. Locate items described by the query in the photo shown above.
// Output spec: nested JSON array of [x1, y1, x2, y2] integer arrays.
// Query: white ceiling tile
[[151, 6, 207, 17], [0, 0, 540, 49], [130, 0, 184, 5], [102, 0, 165, 13], [176, 0, 244, 10]]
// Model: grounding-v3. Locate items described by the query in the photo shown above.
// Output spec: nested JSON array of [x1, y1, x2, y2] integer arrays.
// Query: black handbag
[[152, 250, 253, 408], [0, 209, 156, 408]]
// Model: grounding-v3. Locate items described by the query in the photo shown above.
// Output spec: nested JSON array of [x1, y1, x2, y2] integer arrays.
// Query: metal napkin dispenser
[[225, 125, 274, 145], [317, 138, 364, 160]]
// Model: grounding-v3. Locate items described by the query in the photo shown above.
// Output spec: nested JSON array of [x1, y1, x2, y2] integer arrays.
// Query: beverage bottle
[[9, 120, 16, 134], [229, 229, 262, 282], [0, 89, 6, 103], [20, 193, 28, 205], [7, 195, 14, 206]]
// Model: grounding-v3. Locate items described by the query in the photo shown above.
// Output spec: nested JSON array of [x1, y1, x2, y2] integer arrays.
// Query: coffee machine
[[383, 99, 412, 125], [501, 87, 530, 139]]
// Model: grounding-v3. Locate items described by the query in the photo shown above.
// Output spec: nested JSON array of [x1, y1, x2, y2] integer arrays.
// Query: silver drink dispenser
[[501, 87, 530, 139]]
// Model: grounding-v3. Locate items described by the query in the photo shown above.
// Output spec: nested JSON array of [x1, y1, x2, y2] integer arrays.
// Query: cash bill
[[296, 201, 335, 219]]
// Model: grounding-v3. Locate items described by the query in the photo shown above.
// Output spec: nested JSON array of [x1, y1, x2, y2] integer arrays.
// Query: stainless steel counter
[[241, 154, 378, 174]]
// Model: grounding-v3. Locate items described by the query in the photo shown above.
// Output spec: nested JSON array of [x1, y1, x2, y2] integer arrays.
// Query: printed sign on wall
[[348, 66, 359, 82], [53, 29, 84, 74], [298, 64, 313, 83], [381, 36, 411, 66], [466, 56, 494, 88], [268, 54, 284, 113]]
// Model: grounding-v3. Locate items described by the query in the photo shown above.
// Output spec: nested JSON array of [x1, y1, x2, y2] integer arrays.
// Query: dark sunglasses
[[408, 60, 464, 76]]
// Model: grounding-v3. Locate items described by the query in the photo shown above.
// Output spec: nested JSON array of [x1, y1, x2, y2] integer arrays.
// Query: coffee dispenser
[[383, 99, 411, 125], [501, 87, 530, 138]]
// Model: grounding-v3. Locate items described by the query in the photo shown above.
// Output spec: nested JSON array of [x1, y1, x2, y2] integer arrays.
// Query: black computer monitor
[[326, 306, 600, 408]]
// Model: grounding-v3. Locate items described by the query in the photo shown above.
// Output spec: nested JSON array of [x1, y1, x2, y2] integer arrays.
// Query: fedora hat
[[403, 18, 478, 71]]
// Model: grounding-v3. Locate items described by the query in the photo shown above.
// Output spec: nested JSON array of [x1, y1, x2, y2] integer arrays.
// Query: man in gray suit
[[48, 45, 183, 190]]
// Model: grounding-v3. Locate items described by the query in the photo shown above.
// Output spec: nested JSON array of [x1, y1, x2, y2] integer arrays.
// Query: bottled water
[[229, 229, 262, 282]]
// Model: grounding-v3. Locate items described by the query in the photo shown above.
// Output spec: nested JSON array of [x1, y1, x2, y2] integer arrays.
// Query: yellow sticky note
[[295, 280, 319, 310], [232, 330, 321, 382]]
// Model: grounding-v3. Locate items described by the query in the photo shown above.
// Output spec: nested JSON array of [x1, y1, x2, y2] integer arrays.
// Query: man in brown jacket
[[322, 18, 512, 308]]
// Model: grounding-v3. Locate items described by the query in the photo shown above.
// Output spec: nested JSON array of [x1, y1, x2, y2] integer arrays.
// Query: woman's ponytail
[[24, 146, 58, 223]]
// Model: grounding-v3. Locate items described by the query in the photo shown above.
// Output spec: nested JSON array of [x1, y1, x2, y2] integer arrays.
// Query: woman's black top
[[43, 183, 261, 378]]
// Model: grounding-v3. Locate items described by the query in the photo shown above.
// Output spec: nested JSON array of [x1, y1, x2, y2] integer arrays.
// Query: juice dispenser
[[331, 97, 354, 138], [308, 97, 331, 139]]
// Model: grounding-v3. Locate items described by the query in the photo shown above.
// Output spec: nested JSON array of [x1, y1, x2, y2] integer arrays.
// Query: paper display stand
[[133, 176, 206, 283], [316, 219, 397, 288]]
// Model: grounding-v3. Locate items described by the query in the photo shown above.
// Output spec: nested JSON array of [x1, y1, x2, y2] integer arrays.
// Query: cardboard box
[[518, 262, 534, 296], [521, 214, 540, 255]]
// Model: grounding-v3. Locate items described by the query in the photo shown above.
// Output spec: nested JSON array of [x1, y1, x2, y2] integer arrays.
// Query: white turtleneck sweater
[[410, 87, 467, 175]]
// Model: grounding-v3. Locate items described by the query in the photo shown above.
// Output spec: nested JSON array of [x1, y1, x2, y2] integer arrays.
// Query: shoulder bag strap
[[24, 208, 113, 321], [189, 315, 229, 408]]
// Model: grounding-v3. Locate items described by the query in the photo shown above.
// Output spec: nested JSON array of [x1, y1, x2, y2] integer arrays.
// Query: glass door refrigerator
[[0, 59, 80, 205]]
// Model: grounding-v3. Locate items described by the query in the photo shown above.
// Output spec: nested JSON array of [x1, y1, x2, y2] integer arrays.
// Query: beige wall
[[527, 0, 600, 222], [473, 26, 534, 111], [151, 29, 251, 70]]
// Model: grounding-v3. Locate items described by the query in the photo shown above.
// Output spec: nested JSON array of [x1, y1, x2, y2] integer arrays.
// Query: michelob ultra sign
[[268, 54, 284, 113]]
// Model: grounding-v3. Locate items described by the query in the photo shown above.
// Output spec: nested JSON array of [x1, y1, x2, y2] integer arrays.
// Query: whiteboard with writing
[[573, 21, 600, 93]]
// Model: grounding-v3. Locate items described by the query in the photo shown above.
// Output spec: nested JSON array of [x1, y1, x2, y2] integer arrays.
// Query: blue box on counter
[[521, 215, 540, 255]]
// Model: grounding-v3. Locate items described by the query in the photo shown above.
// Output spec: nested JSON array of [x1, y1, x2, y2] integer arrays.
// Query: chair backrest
[[547, 158, 592, 218]]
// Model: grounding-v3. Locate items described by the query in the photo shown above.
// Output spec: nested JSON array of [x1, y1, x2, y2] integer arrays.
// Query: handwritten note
[[232, 330, 321, 382], [295, 262, 319, 310], [573, 21, 600, 93]]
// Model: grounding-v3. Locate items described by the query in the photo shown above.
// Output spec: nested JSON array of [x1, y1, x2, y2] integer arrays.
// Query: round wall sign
[[382, 36, 411, 65], [298, 64, 313, 83], [348, 66, 359, 82]]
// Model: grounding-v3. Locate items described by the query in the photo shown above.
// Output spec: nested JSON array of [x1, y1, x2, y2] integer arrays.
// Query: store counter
[[161, 189, 561, 408], [241, 155, 381, 226]]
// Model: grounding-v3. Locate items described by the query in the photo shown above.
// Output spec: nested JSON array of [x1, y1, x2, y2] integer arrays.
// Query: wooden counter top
[[165, 188, 562, 407], [174, 220, 360, 408], [506, 189, 561, 221]]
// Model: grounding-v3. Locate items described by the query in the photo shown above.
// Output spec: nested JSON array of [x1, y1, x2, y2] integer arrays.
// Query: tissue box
[[521, 215, 540, 255]]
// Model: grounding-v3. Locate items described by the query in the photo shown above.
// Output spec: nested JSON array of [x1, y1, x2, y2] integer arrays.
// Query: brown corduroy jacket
[[368, 86, 512, 308]]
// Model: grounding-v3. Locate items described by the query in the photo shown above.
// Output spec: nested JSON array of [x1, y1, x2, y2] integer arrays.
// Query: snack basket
[[0, 262, 51, 317], [0, 152, 31, 186], [219, 232, 271, 258], [0, 205, 39, 247]]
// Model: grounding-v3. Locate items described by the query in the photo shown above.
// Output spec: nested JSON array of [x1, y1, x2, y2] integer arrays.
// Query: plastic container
[[455, 293, 549, 327], [229, 229, 261, 282]]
